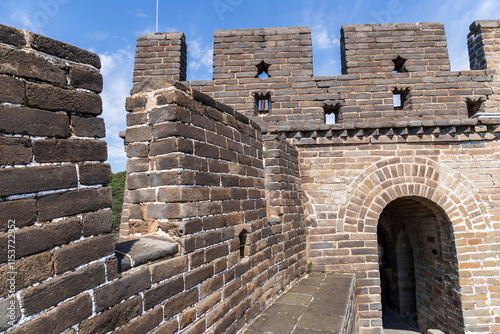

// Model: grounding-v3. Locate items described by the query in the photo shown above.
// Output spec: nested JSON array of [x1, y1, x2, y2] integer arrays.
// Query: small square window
[[323, 103, 342, 125], [254, 92, 271, 113]]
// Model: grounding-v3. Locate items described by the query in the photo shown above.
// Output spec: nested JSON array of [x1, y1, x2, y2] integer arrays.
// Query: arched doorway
[[378, 196, 464, 333]]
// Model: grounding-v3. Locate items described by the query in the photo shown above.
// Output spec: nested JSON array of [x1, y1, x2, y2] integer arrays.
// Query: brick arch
[[337, 156, 490, 234]]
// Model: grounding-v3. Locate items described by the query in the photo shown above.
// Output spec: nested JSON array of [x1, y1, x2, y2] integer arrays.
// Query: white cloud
[[99, 48, 135, 172], [11, 9, 39, 32], [188, 39, 213, 80], [312, 25, 340, 50]]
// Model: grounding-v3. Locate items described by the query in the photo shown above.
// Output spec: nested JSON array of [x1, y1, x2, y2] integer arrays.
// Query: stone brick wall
[[295, 123, 500, 333], [133, 31, 187, 84], [0, 24, 115, 332], [468, 20, 500, 114], [121, 79, 307, 333]]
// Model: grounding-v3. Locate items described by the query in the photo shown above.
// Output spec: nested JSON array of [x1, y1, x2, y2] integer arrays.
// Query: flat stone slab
[[241, 272, 356, 334], [115, 236, 178, 272]]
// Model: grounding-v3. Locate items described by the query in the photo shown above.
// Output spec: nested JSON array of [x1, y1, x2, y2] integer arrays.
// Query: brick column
[[468, 20, 500, 114], [133, 32, 187, 85], [0, 24, 115, 332]]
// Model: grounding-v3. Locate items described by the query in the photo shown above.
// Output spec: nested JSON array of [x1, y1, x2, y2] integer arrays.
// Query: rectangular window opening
[[393, 93, 402, 109], [323, 105, 341, 125]]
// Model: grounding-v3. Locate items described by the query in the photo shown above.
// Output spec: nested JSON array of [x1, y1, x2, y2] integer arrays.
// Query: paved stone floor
[[241, 272, 421, 334], [241, 273, 354, 334]]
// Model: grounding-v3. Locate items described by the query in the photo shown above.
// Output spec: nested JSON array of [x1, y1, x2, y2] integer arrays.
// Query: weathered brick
[[0, 251, 53, 298], [21, 263, 105, 316], [0, 217, 81, 264], [0, 24, 26, 47], [149, 255, 188, 283], [8, 294, 92, 334], [95, 267, 151, 312], [26, 82, 102, 115], [0, 45, 66, 85], [0, 74, 25, 104], [0, 199, 36, 232], [79, 163, 112, 185], [69, 65, 103, 93], [184, 264, 214, 289], [53, 234, 115, 274], [162, 289, 199, 320], [30, 32, 101, 68], [114, 307, 163, 334], [0, 137, 32, 165], [0, 165, 77, 197], [71, 115, 106, 138], [37, 187, 112, 221], [144, 276, 184, 310], [79, 295, 142, 334], [33, 139, 107, 163], [82, 208, 114, 236], [0, 105, 70, 138]]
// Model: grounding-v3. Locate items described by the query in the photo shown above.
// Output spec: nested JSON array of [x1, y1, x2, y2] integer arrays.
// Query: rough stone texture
[[0, 295, 21, 332], [115, 236, 179, 271], [0, 199, 36, 231], [71, 115, 106, 138], [0, 137, 32, 165]]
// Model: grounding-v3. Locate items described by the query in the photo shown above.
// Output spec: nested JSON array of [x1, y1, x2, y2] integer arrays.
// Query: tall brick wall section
[[468, 20, 500, 113], [0, 24, 115, 332], [122, 80, 307, 333], [294, 122, 500, 333]]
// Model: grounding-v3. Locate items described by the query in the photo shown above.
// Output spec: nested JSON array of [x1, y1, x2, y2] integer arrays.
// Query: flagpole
[[156, 0, 159, 33]]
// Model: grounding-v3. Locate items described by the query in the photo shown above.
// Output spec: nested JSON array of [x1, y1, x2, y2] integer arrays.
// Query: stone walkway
[[241, 273, 356, 334]]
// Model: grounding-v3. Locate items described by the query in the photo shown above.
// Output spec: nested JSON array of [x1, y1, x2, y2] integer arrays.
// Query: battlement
[[132, 22, 499, 132]]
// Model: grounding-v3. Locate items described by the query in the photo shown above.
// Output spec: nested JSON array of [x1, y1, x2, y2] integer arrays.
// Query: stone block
[[0, 45, 66, 85], [0, 251, 53, 298], [0, 74, 25, 104], [53, 234, 115, 274], [0, 105, 70, 138], [94, 267, 151, 312], [0, 295, 20, 331], [149, 255, 188, 283], [82, 208, 114, 236], [30, 32, 101, 68], [125, 95, 148, 112], [125, 125, 152, 143], [21, 263, 105, 316], [115, 236, 178, 271], [0, 24, 26, 47], [114, 307, 163, 334], [0, 217, 81, 264], [7, 293, 92, 334], [162, 288, 199, 320], [26, 82, 102, 115], [184, 264, 214, 289], [79, 295, 142, 334], [0, 199, 36, 232], [71, 115, 106, 138], [37, 187, 112, 221], [143, 276, 184, 310], [33, 139, 107, 163], [0, 137, 32, 165], [0, 164, 77, 197], [69, 65, 103, 93], [79, 163, 112, 185]]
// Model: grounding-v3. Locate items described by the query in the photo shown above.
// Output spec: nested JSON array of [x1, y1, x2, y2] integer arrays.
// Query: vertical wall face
[[133, 32, 187, 84], [341, 23, 450, 74], [0, 24, 114, 332], [122, 80, 307, 333], [468, 20, 500, 113]]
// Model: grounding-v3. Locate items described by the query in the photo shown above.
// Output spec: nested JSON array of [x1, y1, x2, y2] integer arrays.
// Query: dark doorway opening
[[377, 196, 464, 333]]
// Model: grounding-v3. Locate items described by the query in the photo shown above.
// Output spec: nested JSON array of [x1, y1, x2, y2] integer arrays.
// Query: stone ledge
[[115, 236, 178, 272]]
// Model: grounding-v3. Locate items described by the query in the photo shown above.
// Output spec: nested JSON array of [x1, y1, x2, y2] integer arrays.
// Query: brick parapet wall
[[132, 31, 187, 85], [0, 24, 115, 332], [120, 79, 307, 333], [468, 20, 500, 113]]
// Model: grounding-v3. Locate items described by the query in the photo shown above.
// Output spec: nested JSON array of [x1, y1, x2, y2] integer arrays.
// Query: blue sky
[[1, 0, 499, 172]]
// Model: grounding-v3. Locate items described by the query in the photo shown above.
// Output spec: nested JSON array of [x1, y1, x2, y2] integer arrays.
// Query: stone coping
[[115, 236, 178, 272], [242, 273, 357, 334]]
